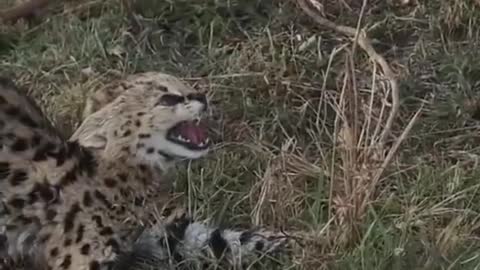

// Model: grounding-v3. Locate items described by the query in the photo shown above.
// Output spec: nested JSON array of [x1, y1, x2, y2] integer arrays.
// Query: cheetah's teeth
[[198, 138, 209, 147], [177, 135, 188, 143], [182, 137, 191, 143]]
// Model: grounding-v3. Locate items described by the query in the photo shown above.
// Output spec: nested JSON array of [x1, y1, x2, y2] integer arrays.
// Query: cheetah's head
[[70, 72, 211, 168]]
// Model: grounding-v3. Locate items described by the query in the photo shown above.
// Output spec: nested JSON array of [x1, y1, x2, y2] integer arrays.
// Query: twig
[[0, 0, 50, 24], [295, 0, 400, 147], [368, 102, 423, 199]]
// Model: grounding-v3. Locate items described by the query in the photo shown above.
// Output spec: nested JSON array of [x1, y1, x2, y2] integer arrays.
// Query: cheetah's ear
[[79, 133, 107, 150]]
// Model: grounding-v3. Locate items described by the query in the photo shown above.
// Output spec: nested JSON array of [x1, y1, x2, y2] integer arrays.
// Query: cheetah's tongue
[[171, 120, 209, 149]]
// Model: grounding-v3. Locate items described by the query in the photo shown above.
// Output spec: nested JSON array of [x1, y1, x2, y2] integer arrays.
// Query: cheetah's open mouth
[[167, 120, 210, 150]]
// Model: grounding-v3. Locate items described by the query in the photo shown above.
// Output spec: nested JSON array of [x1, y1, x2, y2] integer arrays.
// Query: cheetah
[[0, 73, 287, 270]]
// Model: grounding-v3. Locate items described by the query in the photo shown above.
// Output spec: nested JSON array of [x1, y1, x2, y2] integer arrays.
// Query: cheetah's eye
[[156, 94, 185, 106]]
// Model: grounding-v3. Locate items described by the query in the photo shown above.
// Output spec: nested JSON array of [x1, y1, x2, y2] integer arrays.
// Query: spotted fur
[[111, 210, 287, 270], [0, 73, 287, 270]]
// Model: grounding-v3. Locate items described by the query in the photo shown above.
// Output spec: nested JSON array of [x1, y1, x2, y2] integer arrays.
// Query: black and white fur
[[111, 212, 288, 270]]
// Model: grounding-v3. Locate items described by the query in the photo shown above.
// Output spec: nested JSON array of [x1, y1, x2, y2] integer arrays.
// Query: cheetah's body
[[0, 73, 287, 270], [0, 72, 210, 270]]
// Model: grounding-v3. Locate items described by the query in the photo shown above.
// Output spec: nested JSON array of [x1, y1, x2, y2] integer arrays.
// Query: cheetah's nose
[[187, 93, 208, 111]]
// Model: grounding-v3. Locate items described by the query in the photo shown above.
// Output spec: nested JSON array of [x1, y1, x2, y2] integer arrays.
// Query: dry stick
[[295, 0, 400, 147], [367, 103, 424, 203], [0, 0, 50, 24], [355, 105, 423, 219]]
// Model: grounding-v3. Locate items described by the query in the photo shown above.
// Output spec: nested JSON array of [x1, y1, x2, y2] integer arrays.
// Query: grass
[[3, 0, 480, 269]]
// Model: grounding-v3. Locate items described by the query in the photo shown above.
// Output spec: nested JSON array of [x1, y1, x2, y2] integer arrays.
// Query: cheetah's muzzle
[[167, 119, 210, 150]]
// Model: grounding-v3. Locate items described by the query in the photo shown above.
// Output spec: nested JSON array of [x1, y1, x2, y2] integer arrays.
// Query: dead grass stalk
[[294, 0, 419, 248]]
